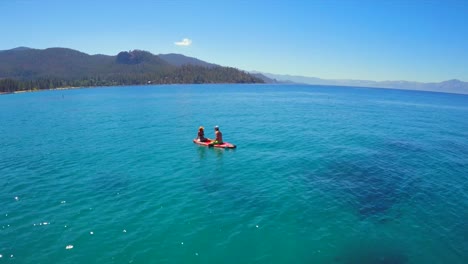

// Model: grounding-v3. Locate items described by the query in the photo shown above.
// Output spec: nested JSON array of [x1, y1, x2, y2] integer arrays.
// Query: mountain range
[[1, 47, 467, 95], [0, 47, 262, 92], [253, 72, 468, 95], [158, 53, 218, 68]]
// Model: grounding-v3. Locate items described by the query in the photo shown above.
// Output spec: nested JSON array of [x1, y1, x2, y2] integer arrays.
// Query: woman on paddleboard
[[196, 126, 208, 142]]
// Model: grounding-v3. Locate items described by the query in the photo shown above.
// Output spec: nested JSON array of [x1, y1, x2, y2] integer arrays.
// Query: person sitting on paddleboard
[[210, 125, 223, 145], [196, 126, 208, 142]]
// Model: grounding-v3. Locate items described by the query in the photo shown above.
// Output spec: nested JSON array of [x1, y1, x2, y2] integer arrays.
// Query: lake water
[[0, 84, 467, 263]]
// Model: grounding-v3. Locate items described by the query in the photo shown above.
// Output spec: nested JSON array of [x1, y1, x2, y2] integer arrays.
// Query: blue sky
[[1, 0, 467, 82]]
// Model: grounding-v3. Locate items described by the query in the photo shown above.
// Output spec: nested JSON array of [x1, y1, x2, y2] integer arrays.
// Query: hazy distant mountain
[[249, 71, 295, 84], [258, 72, 468, 95], [159, 53, 218, 68], [249, 73, 279, 83], [7, 46, 32, 51]]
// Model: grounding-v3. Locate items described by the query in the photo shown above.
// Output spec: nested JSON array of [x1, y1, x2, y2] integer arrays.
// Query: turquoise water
[[0, 84, 467, 263]]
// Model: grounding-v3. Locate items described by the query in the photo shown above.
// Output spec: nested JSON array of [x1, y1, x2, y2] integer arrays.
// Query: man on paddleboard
[[210, 125, 223, 145]]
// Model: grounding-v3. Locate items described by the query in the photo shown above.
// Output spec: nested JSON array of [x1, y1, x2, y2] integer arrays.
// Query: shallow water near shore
[[1, 84, 467, 263]]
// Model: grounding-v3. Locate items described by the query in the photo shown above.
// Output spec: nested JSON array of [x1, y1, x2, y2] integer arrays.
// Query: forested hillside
[[0, 48, 263, 93]]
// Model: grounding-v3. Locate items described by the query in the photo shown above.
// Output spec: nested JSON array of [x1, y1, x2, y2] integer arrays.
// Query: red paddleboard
[[193, 139, 236, 149]]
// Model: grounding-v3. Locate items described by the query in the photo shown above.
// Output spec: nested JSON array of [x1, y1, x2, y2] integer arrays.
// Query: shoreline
[[0, 82, 267, 96], [0, 86, 83, 95], [1, 83, 467, 96]]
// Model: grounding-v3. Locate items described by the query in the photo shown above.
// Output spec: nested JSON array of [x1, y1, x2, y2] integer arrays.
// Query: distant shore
[[2, 83, 467, 97], [0, 83, 267, 96], [0, 86, 82, 95]]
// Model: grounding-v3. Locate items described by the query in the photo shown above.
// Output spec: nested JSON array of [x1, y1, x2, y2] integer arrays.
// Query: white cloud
[[174, 38, 192, 46]]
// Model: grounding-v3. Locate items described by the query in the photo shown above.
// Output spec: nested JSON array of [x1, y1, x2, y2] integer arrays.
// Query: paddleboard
[[193, 139, 236, 149]]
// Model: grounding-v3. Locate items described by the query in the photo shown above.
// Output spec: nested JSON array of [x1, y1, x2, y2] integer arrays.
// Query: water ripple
[[0, 85, 467, 263]]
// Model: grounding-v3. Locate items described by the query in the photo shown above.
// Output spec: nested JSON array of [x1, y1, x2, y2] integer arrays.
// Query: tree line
[[0, 65, 263, 93]]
